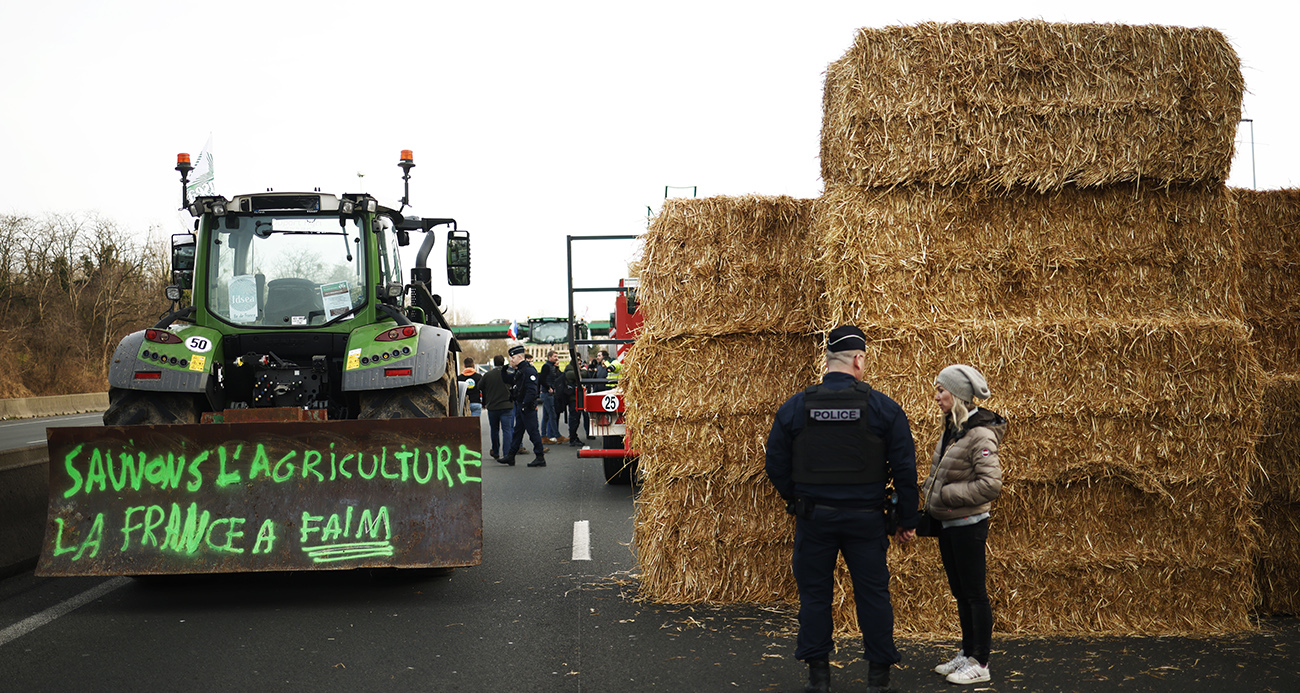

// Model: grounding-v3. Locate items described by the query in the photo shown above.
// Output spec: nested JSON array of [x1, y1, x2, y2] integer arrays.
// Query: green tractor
[[38, 151, 482, 576]]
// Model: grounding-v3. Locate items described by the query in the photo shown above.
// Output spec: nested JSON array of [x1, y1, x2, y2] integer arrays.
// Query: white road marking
[[571, 520, 591, 561], [0, 577, 130, 648]]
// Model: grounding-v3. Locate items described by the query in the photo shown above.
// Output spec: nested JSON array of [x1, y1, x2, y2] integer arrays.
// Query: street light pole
[[1240, 118, 1255, 190]]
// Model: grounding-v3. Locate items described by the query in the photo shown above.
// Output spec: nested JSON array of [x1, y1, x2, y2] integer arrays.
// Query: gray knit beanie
[[935, 364, 991, 404]]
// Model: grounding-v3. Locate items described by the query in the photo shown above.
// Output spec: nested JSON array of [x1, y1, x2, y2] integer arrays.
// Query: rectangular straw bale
[[992, 478, 1256, 559], [1256, 501, 1300, 616], [1256, 374, 1300, 503], [971, 411, 1260, 484], [632, 414, 772, 483], [637, 195, 820, 338], [849, 317, 1260, 422], [821, 21, 1243, 190], [1235, 188, 1300, 373], [635, 475, 794, 546], [837, 549, 1256, 636], [815, 183, 1241, 322], [622, 333, 821, 425]]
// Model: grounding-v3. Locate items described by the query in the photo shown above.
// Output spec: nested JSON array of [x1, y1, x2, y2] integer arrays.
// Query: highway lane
[[0, 412, 102, 452], [0, 412, 803, 692], [6, 411, 1299, 692]]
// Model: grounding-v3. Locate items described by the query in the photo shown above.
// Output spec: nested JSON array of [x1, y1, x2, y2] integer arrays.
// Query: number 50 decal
[[186, 336, 212, 352]]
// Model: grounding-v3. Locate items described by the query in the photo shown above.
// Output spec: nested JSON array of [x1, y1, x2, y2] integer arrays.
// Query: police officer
[[765, 325, 919, 693], [500, 344, 548, 467]]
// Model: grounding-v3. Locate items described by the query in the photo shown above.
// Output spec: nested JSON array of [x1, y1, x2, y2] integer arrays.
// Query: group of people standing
[[766, 325, 1004, 693], [458, 348, 615, 468]]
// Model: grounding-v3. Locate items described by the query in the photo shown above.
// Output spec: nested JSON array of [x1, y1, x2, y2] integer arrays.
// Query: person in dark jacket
[[500, 344, 547, 467], [924, 364, 1004, 686], [479, 355, 513, 460], [766, 325, 918, 693], [458, 357, 484, 417], [563, 359, 585, 447], [539, 350, 564, 443]]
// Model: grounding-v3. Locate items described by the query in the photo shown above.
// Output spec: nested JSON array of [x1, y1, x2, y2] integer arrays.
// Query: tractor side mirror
[[171, 233, 196, 291], [446, 230, 470, 286]]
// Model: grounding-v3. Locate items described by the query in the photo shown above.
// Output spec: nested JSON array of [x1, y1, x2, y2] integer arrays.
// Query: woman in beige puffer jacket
[[922, 364, 1005, 686]]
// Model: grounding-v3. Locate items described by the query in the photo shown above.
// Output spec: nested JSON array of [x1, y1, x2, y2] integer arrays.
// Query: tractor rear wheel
[[357, 360, 453, 419], [103, 388, 200, 426]]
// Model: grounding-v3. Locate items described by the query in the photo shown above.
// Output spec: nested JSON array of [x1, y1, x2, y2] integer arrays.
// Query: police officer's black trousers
[[507, 401, 545, 457], [792, 506, 900, 664]]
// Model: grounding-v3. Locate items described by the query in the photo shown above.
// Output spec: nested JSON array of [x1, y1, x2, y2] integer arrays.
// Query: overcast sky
[[2, 1, 1294, 324]]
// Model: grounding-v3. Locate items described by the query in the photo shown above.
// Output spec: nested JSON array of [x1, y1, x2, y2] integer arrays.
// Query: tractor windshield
[[206, 215, 367, 327]]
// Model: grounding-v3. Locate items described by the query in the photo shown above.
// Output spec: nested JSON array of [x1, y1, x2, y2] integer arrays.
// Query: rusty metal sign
[[37, 417, 482, 576]]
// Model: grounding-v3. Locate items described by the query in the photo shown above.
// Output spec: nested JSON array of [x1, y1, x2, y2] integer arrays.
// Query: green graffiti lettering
[[436, 446, 455, 488], [203, 518, 245, 553], [456, 445, 482, 484], [249, 444, 272, 480], [61, 444, 85, 498], [121, 506, 145, 550], [358, 451, 379, 480], [110, 450, 145, 492], [394, 447, 413, 482], [345, 506, 353, 536], [380, 447, 399, 480], [301, 450, 324, 482], [85, 448, 108, 495], [72, 514, 104, 560], [163, 502, 211, 554], [144, 453, 186, 489], [142, 505, 166, 547], [52, 518, 77, 556], [185, 450, 208, 492], [356, 507, 391, 540], [253, 519, 277, 554], [300, 511, 324, 543], [413, 449, 434, 484], [328, 443, 337, 481], [322, 513, 343, 542], [338, 453, 354, 479], [272, 451, 297, 482], [216, 445, 242, 487]]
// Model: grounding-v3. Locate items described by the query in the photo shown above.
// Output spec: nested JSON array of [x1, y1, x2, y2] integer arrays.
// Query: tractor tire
[[357, 362, 453, 419], [103, 387, 200, 426], [602, 435, 634, 485]]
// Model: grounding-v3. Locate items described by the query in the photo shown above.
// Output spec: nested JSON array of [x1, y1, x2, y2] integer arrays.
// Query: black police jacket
[[765, 371, 919, 526]]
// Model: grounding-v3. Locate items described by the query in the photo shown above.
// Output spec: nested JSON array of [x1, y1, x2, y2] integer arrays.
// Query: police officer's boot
[[527, 454, 546, 467], [866, 661, 894, 692], [804, 658, 830, 693]]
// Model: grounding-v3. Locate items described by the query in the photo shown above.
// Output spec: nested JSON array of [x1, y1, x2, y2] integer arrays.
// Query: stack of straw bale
[[626, 198, 819, 604], [627, 20, 1261, 636], [1237, 188, 1300, 615], [813, 21, 1257, 636]]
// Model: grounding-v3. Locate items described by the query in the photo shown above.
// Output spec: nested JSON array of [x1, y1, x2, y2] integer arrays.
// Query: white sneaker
[[934, 652, 967, 676], [946, 657, 990, 685]]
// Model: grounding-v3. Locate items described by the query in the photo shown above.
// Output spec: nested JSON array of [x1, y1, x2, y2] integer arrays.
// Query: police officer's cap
[[827, 325, 866, 353], [508, 344, 526, 357]]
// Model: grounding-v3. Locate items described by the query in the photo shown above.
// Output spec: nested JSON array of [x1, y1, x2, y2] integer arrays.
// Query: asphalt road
[[2, 411, 1299, 692], [0, 412, 103, 452]]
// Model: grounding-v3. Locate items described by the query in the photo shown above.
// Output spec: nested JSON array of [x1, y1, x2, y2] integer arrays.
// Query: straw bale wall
[[628, 20, 1261, 636], [821, 21, 1243, 191]]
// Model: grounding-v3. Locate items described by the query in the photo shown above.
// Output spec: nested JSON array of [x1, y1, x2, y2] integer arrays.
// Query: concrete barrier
[[0, 445, 49, 578], [0, 392, 108, 420]]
